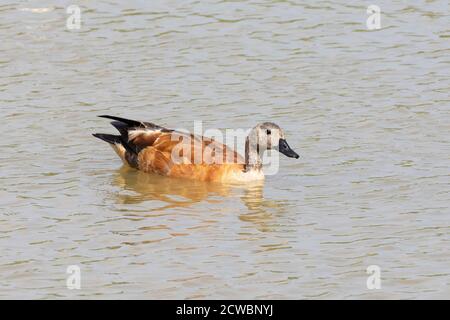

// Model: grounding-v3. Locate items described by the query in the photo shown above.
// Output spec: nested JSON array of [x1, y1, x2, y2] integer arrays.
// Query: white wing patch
[[128, 129, 160, 141]]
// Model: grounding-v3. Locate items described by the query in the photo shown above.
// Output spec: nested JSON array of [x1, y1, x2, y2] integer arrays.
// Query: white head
[[245, 122, 299, 170]]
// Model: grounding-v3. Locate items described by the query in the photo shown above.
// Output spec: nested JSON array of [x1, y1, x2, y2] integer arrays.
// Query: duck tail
[[92, 133, 122, 144], [92, 133, 138, 167], [98, 115, 143, 128]]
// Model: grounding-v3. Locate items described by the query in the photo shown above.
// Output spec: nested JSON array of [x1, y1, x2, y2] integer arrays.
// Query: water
[[0, 0, 449, 299]]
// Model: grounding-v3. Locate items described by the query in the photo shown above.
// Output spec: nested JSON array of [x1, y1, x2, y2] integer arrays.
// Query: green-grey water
[[0, 0, 449, 299]]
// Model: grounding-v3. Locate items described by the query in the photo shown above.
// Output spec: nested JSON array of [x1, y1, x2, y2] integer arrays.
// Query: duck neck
[[244, 136, 262, 172]]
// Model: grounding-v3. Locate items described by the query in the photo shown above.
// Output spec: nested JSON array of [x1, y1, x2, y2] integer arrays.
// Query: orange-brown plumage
[[134, 131, 246, 182]]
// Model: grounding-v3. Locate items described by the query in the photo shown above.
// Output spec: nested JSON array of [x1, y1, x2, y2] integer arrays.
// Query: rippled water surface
[[0, 0, 449, 299]]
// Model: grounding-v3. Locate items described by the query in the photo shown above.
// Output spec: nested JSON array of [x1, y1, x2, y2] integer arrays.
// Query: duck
[[93, 115, 299, 183]]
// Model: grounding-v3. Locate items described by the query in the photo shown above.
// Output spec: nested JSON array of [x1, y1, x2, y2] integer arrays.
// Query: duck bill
[[278, 139, 299, 159]]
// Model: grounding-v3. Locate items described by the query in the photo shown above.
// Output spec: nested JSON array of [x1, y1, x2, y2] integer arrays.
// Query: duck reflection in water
[[112, 166, 288, 232]]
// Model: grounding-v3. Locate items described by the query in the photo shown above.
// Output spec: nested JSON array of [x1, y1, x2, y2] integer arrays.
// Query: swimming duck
[[93, 115, 299, 183]]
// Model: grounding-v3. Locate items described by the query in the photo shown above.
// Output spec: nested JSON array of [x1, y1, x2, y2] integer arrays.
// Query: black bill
[[278, 139, 299, 159]]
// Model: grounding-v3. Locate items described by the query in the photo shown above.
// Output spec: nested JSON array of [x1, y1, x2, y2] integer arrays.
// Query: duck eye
[[266, 129, 271, 135]]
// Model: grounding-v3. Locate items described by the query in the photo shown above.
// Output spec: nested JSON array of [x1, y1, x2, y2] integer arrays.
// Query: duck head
[[245, 122, 299, 172], [251, 122, 299, 159]]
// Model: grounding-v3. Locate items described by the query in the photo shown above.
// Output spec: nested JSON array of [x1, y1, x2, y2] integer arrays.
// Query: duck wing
[[95, 115, 245, 174]]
